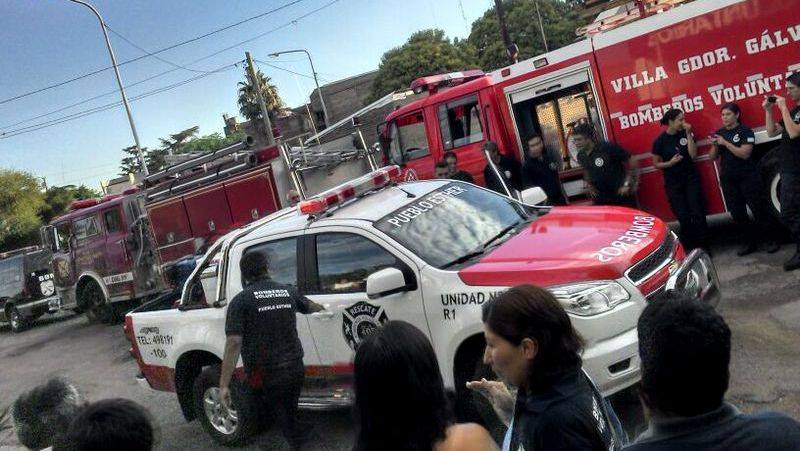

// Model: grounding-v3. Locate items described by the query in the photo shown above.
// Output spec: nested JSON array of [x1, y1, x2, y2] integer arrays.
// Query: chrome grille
[[626, 233, 676, 285]]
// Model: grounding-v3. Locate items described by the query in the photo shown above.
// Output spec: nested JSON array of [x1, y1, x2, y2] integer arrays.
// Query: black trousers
[[781, 172, 800, 245], [253, 360, 305, 450], [594, 191, 637, 208], [720, 171, 775, 244], [665, 175, 708, 250]]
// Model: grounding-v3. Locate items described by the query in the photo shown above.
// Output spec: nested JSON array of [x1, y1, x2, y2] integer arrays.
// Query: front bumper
[[666, 249, 721, 307]]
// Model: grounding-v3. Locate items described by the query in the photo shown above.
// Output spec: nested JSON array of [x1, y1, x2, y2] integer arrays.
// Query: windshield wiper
[[441, 250, 486, 269], [481, 224, 518, 251]]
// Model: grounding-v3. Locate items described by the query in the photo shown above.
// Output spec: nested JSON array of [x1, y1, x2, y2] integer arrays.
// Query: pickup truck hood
[[458, 206, 669, 287]]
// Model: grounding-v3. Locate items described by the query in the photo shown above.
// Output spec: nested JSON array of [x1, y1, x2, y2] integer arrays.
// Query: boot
[[765, 240, 781, 254], [784, 245, 800, 271], [737, 242, 757, 256]]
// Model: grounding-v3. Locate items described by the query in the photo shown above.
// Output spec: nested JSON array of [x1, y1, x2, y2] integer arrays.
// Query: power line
[[254, 59, 329, 83], [105, 25, 213, 75], [0, 62, 241, 139], [0, 0, 341, 131], [0, 0, 308, 105]]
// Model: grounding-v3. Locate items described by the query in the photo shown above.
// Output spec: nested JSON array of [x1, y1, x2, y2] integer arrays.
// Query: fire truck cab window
[[103, 209, 122, 234], [388, 112, 430, 163], [242, 237, 298, 288], [439, 95, 483, 150], [73, 216, 100, 241], [314, 233, 398, 294], [55, 223, 71, 251]]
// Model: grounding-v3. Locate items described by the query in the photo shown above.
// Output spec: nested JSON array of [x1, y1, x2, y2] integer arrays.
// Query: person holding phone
[[651, 109, 707, 250], [709, 103, 780, 256], [765, 72, 800, 271]]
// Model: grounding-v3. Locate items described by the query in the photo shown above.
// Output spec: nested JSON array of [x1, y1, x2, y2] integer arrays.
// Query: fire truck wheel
[[760, 148, 782, 219], [82, 282, 115, 325], [7, 305, 27, 333], [454, 347, 507, 444], [193, 364, 258, 446]]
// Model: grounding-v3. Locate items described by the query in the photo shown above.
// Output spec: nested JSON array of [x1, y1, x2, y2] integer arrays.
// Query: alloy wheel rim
[[203, 387, 238, 435]]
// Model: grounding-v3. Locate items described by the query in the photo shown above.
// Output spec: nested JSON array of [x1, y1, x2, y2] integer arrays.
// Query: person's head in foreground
[[353, 320, 496, 451], [629, 290, 800, 450], [481, 284, 583, 391], [12, 378, 84, 450], [57, 398, 154, 451], [435, 160, 449, 179]]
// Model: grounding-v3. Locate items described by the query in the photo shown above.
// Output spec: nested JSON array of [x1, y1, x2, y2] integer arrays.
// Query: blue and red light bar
[[299, 166, 402, 216]]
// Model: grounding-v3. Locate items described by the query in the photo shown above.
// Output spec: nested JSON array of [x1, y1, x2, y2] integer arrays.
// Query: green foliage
[[0, 170, 45, 252], [179, 132, 244, 154], [467, 0, 582, 71], [40, 184, 101, 224], [368, 29, 480, 102], [238, 68, 284, 126], [119, 145, 154, 175], [159, 126, 200, 155]]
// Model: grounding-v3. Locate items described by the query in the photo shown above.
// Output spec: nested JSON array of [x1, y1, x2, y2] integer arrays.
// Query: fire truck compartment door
[[508, 70, 590, 105]]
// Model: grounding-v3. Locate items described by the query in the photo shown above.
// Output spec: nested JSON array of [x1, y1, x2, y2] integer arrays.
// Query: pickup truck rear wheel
[[8, 305, 26, 333], [193, 364, 258, 446]]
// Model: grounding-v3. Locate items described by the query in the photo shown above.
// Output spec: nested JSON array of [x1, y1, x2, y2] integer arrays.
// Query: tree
[[467, 0, 582, 71], [40, 184, 101, 224], [237, 68, 284, 132], [0, 170, 45, 252], [368, 29, 479, 102], [159, 126, 200, 155], [179, 132, 244, 154], [119, 145, 155, 176]]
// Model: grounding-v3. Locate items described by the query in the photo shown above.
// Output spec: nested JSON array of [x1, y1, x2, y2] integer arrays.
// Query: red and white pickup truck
[[125, 166, 720, 445]]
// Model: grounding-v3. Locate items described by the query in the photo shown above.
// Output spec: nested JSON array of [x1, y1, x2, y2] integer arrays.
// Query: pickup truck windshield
[[374, 182, 528, 269]]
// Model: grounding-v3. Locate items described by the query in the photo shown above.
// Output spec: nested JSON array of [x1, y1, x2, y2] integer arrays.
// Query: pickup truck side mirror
[[366, 267, 409, 299], [520, 187, 548, 206]]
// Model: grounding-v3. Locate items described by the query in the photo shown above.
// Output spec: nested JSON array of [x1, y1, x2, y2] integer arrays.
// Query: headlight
[[550, 281, 630, 316]]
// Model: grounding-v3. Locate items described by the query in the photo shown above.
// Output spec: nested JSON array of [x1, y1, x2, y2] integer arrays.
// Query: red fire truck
[[41, 138, 381, 323], [381, 0, 799, 220]]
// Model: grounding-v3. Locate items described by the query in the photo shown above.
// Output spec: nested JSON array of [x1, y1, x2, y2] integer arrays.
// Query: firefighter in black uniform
[[651, 109, 708, 250], [444, 151, 474, 183], [483, 141, 522, 195], [709, 102, 780, 256], [765, 72, 800, 271], [521, 134, 566, 205], [574, 123, 638, 207], [220, 251, 324, 450]]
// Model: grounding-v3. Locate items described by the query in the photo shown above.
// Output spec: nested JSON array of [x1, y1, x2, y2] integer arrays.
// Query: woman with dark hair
[[353, 320, 497, 451], [469, 284, 622, 451], [709, 102, 780, 256], [651, 108, 707, 250], [765, 72, 800, 270]]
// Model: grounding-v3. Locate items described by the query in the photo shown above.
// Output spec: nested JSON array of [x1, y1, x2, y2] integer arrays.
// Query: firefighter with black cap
[[765, 72, 800, 271], [574, 122, 638, 207], [219, 251, 324, 450]]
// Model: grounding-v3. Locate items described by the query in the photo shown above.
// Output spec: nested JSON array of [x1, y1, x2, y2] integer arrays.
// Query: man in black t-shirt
[[444, 151, 475, 183], [483, 141, 522, 196], [220, 251, 323, 449], [765, 73, 800, 270], [521, 134, 566, 205], [574, 123, 638, 207]]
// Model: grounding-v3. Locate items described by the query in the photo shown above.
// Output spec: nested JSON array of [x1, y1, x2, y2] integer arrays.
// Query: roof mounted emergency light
[[410, 70, 485, 95], [298, 165, 402, 216]]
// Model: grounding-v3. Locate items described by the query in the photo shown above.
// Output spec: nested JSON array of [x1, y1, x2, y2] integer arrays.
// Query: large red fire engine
[[381, 0, 799, 220]]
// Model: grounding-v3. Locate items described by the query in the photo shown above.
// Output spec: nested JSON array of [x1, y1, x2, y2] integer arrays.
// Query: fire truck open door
[[506, 65, 605, 202]]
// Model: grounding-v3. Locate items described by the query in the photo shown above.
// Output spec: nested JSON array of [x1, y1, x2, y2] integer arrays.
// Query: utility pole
[[69, 0, 148, 175], [268, 49, 330, 129], [245, 52, 276, 146], [533, 0, 549, 53], [494, 0, 519, 64]]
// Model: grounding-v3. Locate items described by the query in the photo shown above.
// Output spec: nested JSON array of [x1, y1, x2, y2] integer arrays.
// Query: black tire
[[760, 148, 782, 219], [8, 305, 27, 333], [193, 364, 258, 446], [81, 282, 116, 325], [454, 348, 507, 444]]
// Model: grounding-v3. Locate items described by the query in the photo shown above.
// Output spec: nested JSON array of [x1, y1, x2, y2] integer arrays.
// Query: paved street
[[2, 222, 800, 450]]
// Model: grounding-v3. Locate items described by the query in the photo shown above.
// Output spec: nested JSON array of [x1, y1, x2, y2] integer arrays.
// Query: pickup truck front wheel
[[193, 364, 258, 446]]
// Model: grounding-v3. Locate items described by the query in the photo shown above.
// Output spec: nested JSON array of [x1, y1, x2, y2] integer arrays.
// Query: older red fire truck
[[381, 0, 798, 220]]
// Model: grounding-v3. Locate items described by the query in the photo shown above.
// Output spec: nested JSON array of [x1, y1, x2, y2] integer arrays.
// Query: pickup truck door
[[229, 234, 321, 366], [301, 227, 426, 368]]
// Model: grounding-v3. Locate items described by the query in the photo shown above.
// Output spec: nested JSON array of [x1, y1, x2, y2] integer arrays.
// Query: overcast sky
[[0, 0, 491, 187]]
